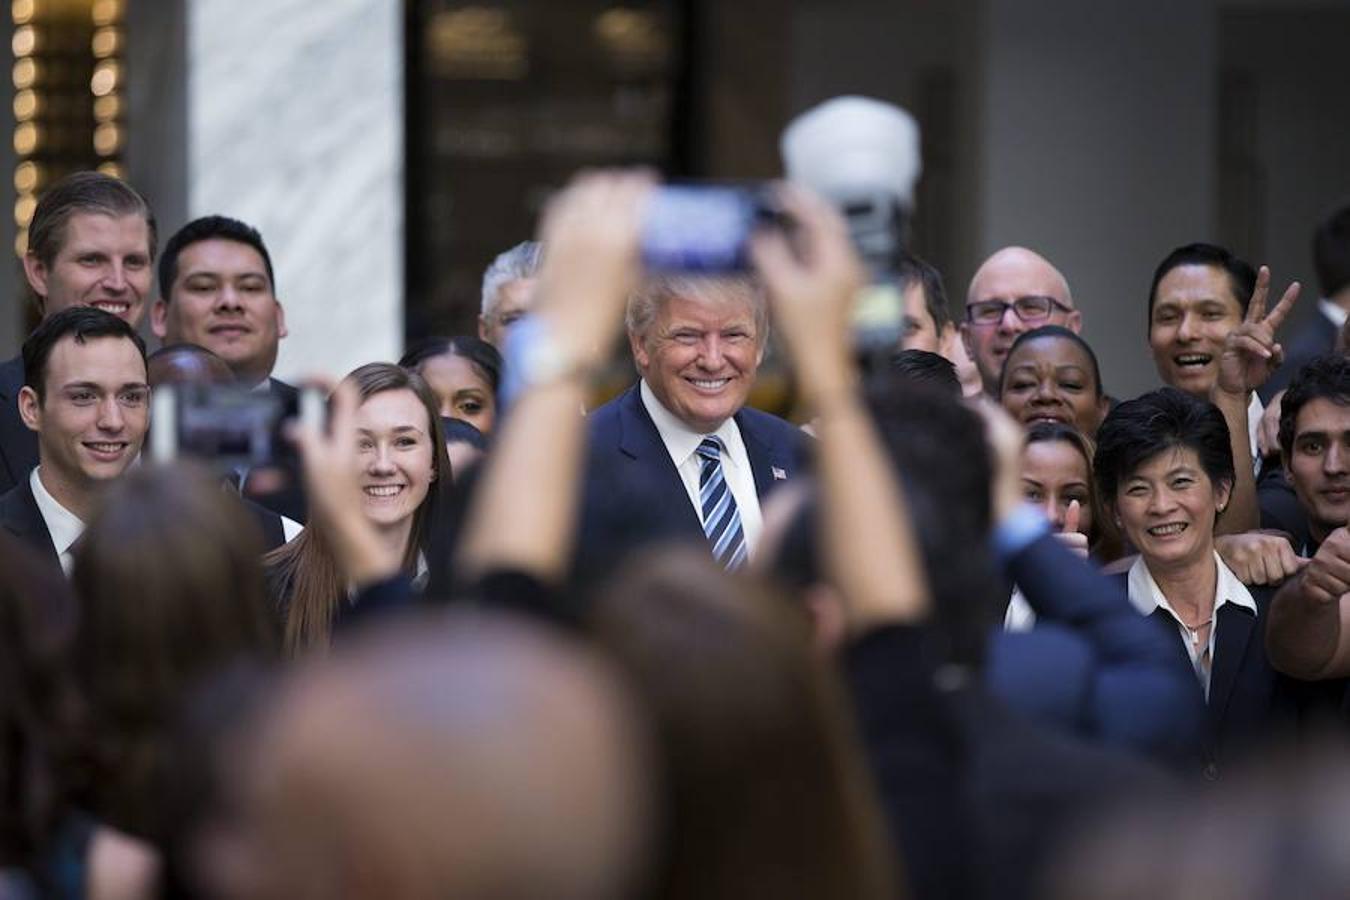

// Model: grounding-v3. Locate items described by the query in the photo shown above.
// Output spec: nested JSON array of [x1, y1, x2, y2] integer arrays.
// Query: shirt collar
[[1320, 298, 1348, 328], [1126, 551, 1258, 620], [28, 467, 86, 557], [639, 379, 742, 468]]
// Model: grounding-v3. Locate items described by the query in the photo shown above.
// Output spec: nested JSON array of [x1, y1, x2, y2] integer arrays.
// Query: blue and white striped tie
[[696, 437, 747, 569]]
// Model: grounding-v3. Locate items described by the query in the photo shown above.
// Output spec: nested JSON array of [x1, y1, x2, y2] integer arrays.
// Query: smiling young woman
[[264, 363, 453, 654]]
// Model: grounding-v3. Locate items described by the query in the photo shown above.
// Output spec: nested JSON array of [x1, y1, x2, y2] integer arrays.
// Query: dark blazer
[[575, 384, 809, 579], [1115, 574, 1311, 778], [847, 624, 1167, 900], [241, 497, 288, 553], [0, 354, 38, 497], [0, 476, 60, 572], [238, 377, 307, 524], [1260, 310, 1339, 403]]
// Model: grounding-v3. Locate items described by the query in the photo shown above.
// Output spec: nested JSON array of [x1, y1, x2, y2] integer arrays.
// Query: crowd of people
[[4, 145, 1350, 900]]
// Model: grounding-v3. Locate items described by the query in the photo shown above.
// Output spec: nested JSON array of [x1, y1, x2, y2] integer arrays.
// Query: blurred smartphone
[[640, 183, 785, 273], [150, 383, 324, 469]]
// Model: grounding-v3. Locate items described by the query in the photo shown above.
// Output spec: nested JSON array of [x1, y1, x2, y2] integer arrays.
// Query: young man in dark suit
[[575, 275, 807, 572], [0, 172, 156, 495], [0, 308, 148, 574]]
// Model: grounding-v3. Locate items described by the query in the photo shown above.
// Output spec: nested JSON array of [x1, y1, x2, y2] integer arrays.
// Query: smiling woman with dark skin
[[399, 336, 501, 436], [999, 325, 1109, 438]]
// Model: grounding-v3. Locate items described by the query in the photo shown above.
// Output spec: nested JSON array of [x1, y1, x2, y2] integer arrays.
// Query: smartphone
[[150, 383, 324, 469], [640, 183, 784, 273]]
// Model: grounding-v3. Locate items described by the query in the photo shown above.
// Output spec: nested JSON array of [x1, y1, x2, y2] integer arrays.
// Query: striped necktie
[[696, 437, 747, 569]]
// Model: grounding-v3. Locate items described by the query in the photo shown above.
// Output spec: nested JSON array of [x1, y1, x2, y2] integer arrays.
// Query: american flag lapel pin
[[771, 466, 787, 481]]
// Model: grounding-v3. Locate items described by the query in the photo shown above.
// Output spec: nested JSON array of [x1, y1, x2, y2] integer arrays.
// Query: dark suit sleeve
[[1006, 533, 1203, 756]]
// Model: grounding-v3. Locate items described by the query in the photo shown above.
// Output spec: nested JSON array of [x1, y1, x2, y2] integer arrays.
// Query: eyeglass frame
[[964, 295, 1073, 326]]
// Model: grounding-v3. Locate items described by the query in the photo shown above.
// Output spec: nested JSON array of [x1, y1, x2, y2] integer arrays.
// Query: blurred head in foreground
[[207, 612, 652, 900]]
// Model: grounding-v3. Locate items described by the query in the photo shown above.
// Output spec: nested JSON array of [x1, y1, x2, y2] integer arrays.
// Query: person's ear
[[1094, 394, 1110, 429], [959, 321, 975, 358], [629, 329, 650, 371], [151, 298, 170, 339], [938, 322, 957, 357], [1067, 309, 1083, 333], [18, 385, 41, 433], [1215, 478, 1233, 515], [274, 300, 288, 340], [21, 253, 49, 315]]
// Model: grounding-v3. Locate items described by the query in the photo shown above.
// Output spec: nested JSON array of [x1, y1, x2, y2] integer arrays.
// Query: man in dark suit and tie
[[0, 307, 149, 574], [151, 215, 305, 521], [0, 171, 156, 495], [577, 275, 808, 574]]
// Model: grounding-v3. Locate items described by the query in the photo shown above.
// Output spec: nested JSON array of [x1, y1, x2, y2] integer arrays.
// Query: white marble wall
[[187, 0, 403, 380]]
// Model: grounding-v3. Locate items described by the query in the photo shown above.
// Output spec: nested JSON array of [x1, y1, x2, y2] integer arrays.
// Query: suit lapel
[[1147, 608, 1203, 680], [615, 386, 704, 534], [1207, 603, 1257, 730], [735, 410, 792, 497], [0, 478, 61, 569]]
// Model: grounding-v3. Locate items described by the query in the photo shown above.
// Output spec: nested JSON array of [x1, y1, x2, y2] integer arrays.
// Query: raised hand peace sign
[[1216, 266, 1301, 397]]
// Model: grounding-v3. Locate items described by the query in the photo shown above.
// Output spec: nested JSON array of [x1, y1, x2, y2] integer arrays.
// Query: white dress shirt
[[640, 380, 764, 556], [1246, 393, 1263, 473], [1126, 551, 1257, 700], [29, 467, 86, 576]]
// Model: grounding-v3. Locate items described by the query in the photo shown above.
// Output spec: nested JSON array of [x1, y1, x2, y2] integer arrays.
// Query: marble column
[[183, 0, 403, 380]]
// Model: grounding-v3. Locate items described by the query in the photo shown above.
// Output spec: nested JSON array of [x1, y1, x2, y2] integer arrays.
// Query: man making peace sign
[[1147, 242, 1300, 533]]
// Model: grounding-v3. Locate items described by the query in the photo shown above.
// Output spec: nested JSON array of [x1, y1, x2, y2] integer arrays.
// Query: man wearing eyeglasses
[[961, 247, 1080, 396]]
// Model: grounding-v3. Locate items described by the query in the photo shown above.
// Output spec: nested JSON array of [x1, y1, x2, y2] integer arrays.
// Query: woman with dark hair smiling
[[1094, 387, 1307, 776], [999, 325, 1109, 438]]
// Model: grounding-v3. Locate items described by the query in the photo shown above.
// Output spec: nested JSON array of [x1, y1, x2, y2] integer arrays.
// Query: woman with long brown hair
[[265, 363, 452, 654]]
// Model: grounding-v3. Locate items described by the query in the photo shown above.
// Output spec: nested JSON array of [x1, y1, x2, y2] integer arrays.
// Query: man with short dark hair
[[1147, 242, 1299, 516], [1266, 354, 1350, 681], [0, 171, 156, 494], [0, 307, 148, 574], [1260, 354, 1350, 555], [1147, 242, 1258, 400], [152, 215, 290, 396], [152, 215, 305, 521], [896, 252, 951, 354]]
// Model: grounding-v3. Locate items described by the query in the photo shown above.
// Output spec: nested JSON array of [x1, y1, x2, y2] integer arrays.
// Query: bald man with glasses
[[961, 247, 1081, 396]]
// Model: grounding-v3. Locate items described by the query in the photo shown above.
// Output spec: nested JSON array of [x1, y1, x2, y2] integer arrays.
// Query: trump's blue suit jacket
[[574, 384, 809, 581]]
